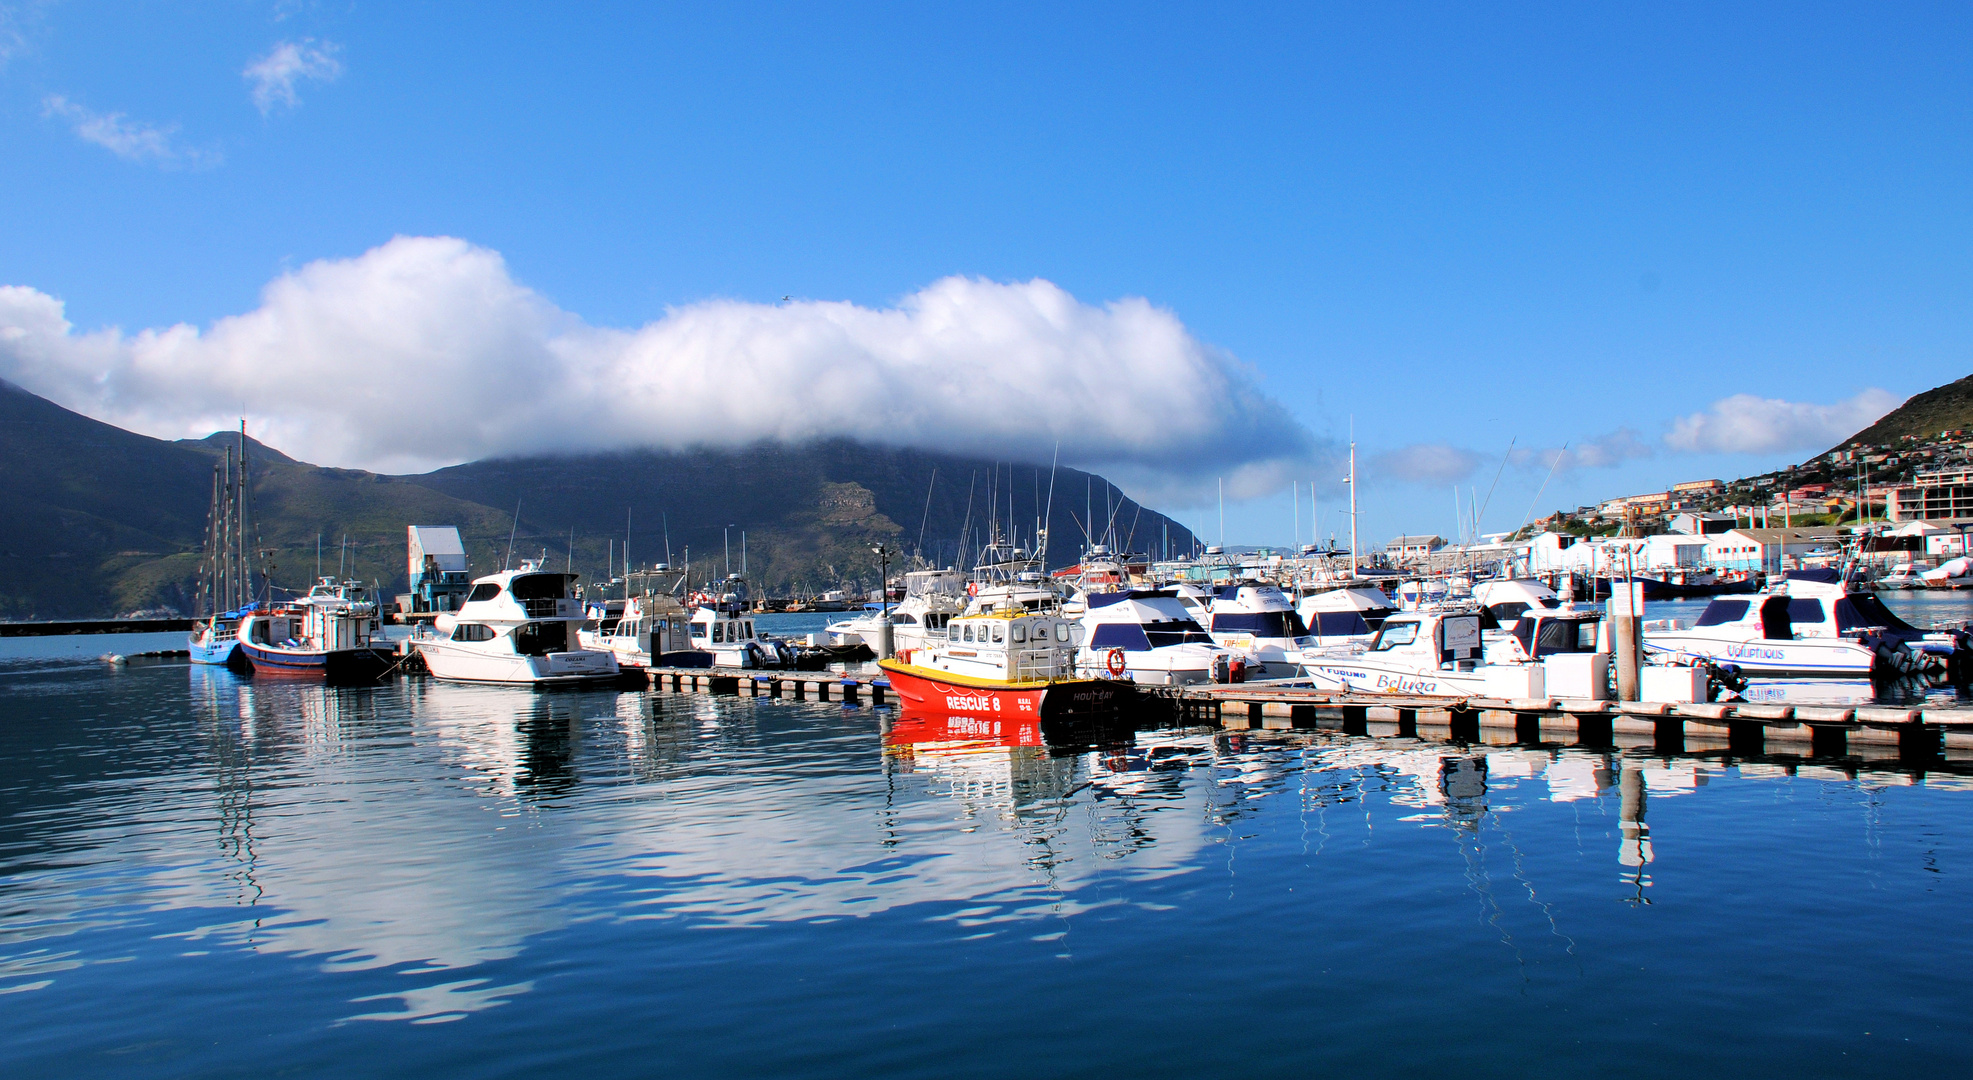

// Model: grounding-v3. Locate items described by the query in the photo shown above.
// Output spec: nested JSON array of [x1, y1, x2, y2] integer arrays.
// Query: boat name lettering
[[944, 693, 1001, 712], [1724, 644, 1787, 661], [1374, 674, 1439, 694]]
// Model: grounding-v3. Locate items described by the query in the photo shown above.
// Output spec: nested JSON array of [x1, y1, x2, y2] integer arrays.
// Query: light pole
[[872, 544, 894, 659]]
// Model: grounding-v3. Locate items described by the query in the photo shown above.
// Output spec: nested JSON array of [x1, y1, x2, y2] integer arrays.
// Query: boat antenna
[[957, 470, 977, 569], [316, 533, 322, 579], [1516, 443, 1568, 539], [916, 466, 938, 556], [663, 511, 672, 566], [1473, 436, 1514, 537], [340, 533, 348, 579], [504, 498, 522, 571], [1040, 443, 1059, 566], [567, 525, 575, 574]]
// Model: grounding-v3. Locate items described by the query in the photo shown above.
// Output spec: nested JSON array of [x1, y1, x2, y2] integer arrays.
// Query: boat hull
[[877, 660, 1131, 720], [1642, 634, 1876, 678], [188, 636, 244, 668], [414, 639, 619, 686], [239, 641, 393, 683]]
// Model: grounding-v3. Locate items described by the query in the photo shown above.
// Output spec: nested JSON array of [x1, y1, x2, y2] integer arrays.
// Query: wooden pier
[[636, 665, 1973, 764]]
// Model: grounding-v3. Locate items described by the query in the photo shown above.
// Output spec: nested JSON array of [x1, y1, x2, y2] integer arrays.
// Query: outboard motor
[[773, 640, 798, 669], [1704, 661, 1747, 701], [1211, 655, 1231, 683]]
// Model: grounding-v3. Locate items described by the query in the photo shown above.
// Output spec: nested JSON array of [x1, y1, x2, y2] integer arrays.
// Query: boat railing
[[522, 597, 579, 619], [1009, 648, 1071, 682]]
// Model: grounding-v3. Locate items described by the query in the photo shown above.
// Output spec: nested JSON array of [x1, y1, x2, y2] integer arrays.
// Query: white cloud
[[1664, 389, 1899, 454], [1369, 443, 1483, 484], [0, 236, 1322, 499], [40, 94, 220, 168], [1511, 428, 1655, 472], [245, 38, 343, 113]]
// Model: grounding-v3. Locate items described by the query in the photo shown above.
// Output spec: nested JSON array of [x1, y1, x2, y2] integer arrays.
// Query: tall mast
[[1348, 440, 1360, 578]]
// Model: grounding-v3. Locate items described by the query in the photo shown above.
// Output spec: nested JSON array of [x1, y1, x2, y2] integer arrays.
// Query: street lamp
[[871, 544, 894, 660]]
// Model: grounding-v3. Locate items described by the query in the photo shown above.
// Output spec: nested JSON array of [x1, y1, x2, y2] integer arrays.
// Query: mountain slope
[[1833, 374, 1973, 450], [0, 383, 1198, 618]]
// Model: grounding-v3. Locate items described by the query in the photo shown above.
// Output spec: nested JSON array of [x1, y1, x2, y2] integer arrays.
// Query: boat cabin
[[919, 609, 1078, 683]]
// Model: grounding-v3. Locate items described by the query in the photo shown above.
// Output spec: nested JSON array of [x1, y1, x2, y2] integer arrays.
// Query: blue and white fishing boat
[[188, 423, 257, 669], [237, 578, 394, 682]]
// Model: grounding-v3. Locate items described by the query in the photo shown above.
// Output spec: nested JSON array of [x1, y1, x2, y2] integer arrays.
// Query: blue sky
[[3, 2, 1969, 549]]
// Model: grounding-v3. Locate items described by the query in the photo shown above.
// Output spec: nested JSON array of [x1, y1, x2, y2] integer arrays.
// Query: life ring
[[1105, 648, 1127, 677]]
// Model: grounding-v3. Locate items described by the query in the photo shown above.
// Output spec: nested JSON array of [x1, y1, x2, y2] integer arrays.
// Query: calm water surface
[[3, 605, 1973, 1077]]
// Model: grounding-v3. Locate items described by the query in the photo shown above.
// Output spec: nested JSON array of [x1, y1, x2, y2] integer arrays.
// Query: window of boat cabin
[[467, 583, 502, 603], [450, 623, 496, 642], [1371, 621, 1420, 650], [689, 621, 707, 640], [1055, 623, 1071, 643], [1695, 599, 1750, 626], [1011, 623, 1027, 643], [510, 574, 567, 601], [743, 621, 754, 639], [1308, 611, 1371, 638], [712, 622, 725, 643], [513, 621, 565, 656], [1786, 599, 1826, 623], [990, 623, 1005, 644], [960, 623, 972, 643]]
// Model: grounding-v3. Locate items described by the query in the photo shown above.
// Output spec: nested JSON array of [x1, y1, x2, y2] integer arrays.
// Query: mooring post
[[1899, 723, 1941, 767], [1653, 718, 1684, 755], [1448, 707, 1479, 744], [1810, 724, 1847, 758], [1619, 765, 1652, 869], [1612, 582, 1643, 702]]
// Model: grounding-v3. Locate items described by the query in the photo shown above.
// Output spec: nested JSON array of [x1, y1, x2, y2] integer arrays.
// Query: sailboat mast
[[1348, 441, 1360, 578]]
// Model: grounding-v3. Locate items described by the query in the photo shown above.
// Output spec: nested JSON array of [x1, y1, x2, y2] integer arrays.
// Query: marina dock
[[637, 665, 1973, 765]]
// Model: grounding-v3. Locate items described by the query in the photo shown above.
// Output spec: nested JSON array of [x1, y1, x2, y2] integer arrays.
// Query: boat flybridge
[[1643, 569, 1963, 681], [417, 562, 619, 685], [1294, 586, 1397, 648], [880, 604, 1129, 720], [1197, 581, 1312, 678]]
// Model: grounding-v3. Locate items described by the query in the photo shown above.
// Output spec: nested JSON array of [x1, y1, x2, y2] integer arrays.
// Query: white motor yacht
[[415, 563, 619, 685], [1075, 589, 1235, 686], [1642, 570, 1943, 679]]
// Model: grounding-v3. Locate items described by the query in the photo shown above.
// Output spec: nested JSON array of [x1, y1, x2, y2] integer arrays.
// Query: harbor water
[[4, 601, 1973, 1076]]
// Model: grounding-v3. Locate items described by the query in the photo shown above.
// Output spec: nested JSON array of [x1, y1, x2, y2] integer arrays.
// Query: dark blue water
[[5, 619, 1973, 1076]]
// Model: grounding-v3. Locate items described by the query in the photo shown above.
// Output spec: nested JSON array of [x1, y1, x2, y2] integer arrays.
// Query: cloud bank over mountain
[[0, 235, 1322, 503]]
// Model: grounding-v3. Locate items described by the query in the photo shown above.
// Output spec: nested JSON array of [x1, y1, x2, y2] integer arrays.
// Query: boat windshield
[[1695, 599, 1750, 626], [1371, 621, 1420, 650]]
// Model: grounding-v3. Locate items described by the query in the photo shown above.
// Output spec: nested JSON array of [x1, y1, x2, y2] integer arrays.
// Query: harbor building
[[1884, 468, 1973, 524]]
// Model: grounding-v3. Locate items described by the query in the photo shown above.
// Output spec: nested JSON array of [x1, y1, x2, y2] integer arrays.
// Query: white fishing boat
[[826, 569, 966, 651], [684, 574, 798, 668], [1075, 589, 1235, 686], [581, 590, 707, 670], [1642, 570, 1942, 679], [1296, 604, 1601, 699], [415, 563, 619, 685]]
